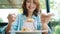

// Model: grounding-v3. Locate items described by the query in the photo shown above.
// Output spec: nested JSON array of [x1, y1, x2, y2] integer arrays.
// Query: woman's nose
[[30, 2, 33, 6]]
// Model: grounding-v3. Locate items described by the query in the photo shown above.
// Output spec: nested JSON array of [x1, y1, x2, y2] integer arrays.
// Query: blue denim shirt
[[10, 14, 42, 34]]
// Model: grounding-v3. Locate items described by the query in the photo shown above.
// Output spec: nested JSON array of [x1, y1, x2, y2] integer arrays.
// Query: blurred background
[[0, 0, 60, 34]]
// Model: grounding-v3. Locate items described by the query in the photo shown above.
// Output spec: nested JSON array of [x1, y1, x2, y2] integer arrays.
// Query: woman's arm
[[42, 23, 49, 34], [5, 14, 16, 34], [41, 13, 53, 34], [5, 14, 19, 34], [5, 23, 12, 34]]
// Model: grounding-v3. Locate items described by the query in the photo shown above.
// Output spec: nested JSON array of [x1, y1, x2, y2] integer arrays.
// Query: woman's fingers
[[41, 13, 54, 24], [7, 13, 16, 23], [48, 13, 54, 17]]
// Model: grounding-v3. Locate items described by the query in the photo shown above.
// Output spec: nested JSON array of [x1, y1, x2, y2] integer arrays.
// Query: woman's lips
[[29, 6, 34, 9]]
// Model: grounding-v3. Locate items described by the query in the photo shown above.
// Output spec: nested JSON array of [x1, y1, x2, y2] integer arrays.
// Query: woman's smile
[[26, 0, 36, 12], [28, 6, 35, 9]]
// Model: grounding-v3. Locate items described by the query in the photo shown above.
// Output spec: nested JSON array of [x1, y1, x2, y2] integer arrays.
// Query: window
[[0, 0, 23, 22], [0, 9, 19, 22], [40, 0, 47, 13], [0, 0, 23, 8], [50, 0, 60, 34]]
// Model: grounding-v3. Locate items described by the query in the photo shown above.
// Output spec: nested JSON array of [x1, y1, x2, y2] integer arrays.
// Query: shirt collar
[[23, 14, 36, 20]]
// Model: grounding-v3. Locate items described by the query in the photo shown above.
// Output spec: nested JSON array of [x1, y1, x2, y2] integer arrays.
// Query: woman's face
[[26, 0, 36, 13]]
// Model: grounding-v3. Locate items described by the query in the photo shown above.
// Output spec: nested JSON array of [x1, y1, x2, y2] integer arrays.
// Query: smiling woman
[[0, 0, 54, 34], [6, 0, 42, 34]]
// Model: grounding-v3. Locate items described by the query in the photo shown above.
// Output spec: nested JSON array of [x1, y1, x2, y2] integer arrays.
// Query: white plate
[[9, 30, 48, 33]]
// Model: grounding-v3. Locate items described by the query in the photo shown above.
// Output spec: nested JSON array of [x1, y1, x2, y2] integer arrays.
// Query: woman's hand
[[41, 13, 54, 34], [7, 13, 16, 24], [41, 13, 54, 24], [6, 13, 16, 34]]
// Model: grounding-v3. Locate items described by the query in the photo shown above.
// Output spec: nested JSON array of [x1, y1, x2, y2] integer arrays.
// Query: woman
[[6, 0, 53, 34]]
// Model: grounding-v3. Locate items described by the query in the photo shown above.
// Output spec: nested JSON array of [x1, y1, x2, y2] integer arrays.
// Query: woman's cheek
[[26, 4, 29, 10]]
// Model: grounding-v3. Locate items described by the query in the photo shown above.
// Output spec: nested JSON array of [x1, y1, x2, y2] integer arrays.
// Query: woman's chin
[[29, 9, 34, 12]]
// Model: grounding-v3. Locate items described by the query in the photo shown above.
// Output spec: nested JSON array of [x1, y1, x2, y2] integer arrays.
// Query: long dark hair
[[22, 0, 41, 17]]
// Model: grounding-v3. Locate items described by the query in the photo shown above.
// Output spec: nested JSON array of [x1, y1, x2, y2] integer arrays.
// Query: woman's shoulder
[[17, 13, 24, 17], [17, 14, 26, 20]]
